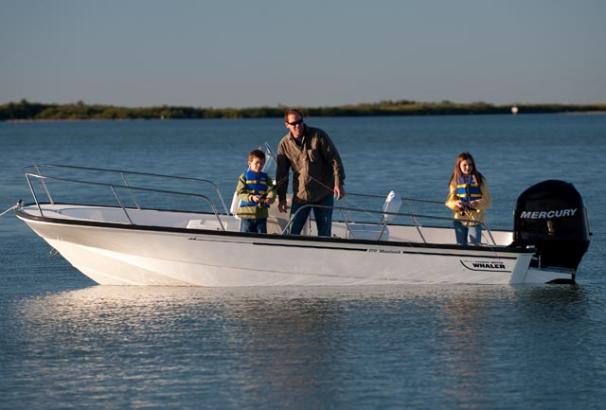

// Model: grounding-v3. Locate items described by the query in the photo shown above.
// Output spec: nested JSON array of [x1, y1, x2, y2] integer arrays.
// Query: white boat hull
[[18, 207, 570, 286]]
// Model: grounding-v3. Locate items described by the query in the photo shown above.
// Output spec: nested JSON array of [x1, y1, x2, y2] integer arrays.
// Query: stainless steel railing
[[22, 164, 498, 245], [282, 203, 498, 246], [24, 168, 228, 230], [24, 164, 230, 215]]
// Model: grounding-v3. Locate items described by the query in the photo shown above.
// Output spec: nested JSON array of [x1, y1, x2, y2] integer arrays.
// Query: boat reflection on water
[[12, 284, 593, 406], [437, 285, 591, 406]]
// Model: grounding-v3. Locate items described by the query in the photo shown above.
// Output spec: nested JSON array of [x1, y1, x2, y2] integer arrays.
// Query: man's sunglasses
[[286, 119, 304, 126]]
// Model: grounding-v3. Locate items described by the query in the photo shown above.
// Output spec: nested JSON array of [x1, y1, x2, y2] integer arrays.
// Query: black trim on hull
[[252, 241, 518, 259], [252, 242, 369, 252]]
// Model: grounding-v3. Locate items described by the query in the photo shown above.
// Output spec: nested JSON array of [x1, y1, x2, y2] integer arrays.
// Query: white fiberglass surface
[[23, 204, 211, 229]]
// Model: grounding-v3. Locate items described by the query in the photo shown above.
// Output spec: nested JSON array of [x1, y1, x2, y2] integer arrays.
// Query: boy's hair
[[284, 108, 304, 121], [248, 149, 266, 162]]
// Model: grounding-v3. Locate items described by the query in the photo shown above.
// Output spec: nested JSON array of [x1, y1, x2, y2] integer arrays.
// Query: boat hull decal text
[[520, 208, 577, 220], [460, 259, 511, 272]]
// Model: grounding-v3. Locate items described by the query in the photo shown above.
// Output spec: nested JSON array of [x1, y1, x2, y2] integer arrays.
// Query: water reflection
[[437, 285, 593, 408], [8, 284, 599, 408]]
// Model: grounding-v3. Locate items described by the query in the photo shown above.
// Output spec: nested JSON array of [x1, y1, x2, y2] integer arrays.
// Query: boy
[[235, 149, 276, 233]]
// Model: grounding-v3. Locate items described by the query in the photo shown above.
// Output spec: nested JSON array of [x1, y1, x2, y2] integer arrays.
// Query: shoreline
[[5, 110, 606, 123], [2, 100, 606, 122]]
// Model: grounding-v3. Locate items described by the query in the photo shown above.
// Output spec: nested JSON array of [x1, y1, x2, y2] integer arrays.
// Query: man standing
[[276, 109, 345, 237]]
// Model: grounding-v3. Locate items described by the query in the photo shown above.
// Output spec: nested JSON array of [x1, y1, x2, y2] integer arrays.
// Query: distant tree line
[[1, 99, 605, 121]]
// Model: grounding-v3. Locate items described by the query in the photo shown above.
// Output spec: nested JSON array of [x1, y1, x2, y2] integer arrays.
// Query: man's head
[[248, 149, 266, 173], [284, 109, 305, 138]]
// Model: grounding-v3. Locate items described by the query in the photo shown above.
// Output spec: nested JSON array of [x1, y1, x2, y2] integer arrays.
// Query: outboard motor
[[513, 180, 590, 273]]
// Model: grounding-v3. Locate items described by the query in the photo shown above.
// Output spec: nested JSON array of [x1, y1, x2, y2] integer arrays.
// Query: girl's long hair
[[449, 152, 484, 186]]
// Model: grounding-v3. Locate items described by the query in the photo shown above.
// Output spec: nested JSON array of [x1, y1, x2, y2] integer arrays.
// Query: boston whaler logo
[[520, 208, 577, 220], [460, 259, 510, 272]]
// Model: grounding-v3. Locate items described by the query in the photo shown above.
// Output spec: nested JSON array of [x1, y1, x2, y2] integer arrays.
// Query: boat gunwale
[[16, 202, 534, 255]]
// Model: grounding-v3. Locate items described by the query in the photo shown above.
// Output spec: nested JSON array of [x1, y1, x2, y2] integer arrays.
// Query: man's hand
[[278, 200, 288, 213], [334, 185, 345, 200]]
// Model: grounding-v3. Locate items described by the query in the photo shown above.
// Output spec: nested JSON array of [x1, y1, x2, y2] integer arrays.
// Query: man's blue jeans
[[289, 195, 334, 237], [454, 220, 482, 246]]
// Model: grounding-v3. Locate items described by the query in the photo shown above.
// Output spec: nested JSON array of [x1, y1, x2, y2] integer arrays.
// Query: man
[[276, 109, 346, 237]]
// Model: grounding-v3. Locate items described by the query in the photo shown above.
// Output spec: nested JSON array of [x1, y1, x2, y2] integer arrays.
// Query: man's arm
[[319, 132, 346, 198]]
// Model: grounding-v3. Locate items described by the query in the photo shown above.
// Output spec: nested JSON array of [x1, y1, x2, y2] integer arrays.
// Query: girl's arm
[[445, 181, 461, 210], [471, 179, 492, 210]]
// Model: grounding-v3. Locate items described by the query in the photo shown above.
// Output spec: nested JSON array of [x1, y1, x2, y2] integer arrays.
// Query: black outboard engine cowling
[[513, 180, 590, 271]]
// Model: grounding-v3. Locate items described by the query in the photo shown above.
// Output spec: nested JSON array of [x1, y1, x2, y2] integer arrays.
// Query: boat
[[14, 164, 590, 286]]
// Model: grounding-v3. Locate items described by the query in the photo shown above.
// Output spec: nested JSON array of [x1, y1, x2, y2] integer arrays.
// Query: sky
[[1, 0, 605, 108]]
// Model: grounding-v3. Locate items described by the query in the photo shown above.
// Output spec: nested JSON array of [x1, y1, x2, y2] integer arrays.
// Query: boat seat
[[186, 218, 232, 231], [344, 190, 401, 241], [382, 190, 402, 223]]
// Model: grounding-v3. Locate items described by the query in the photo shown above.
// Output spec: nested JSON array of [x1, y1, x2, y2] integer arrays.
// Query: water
[[1, 114, 606, 408]]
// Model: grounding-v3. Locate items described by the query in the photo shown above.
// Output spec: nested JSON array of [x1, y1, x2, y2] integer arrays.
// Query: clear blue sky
[[1, 0, 605, 107]]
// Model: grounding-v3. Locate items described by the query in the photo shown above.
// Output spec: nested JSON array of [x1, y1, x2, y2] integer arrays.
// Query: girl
[[445, 152, 492, 245]]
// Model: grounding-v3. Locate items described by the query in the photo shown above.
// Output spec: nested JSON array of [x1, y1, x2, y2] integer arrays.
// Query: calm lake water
[[1, 114, 606, 408]]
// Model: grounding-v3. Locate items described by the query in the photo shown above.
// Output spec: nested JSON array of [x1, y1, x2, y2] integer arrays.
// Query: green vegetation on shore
[[2, 99, 605, 121]]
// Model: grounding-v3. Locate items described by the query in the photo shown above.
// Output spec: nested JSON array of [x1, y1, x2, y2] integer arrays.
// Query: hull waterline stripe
[[252, 241, 518, 259], [252, 242, 368, 252]]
